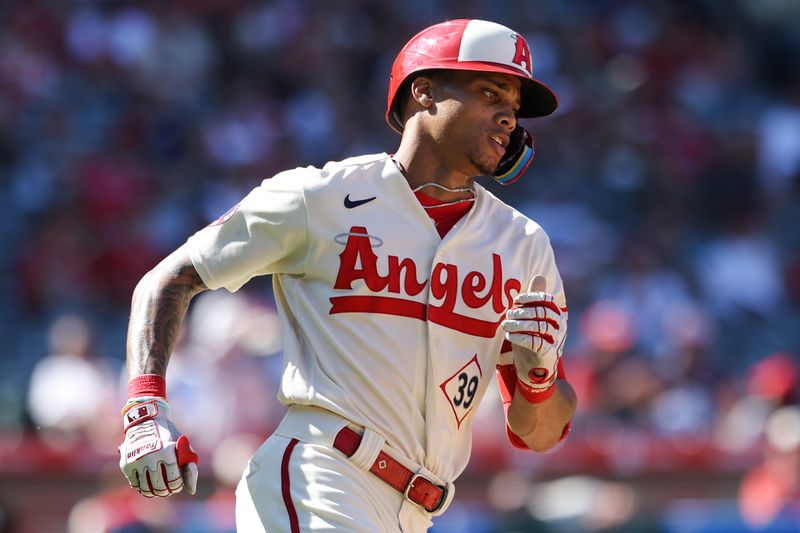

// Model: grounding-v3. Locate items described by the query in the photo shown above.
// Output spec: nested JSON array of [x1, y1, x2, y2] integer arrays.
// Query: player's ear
[[409, 76, 435, 109]]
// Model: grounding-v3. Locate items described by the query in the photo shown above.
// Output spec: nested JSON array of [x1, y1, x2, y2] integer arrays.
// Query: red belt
[[333, 426, 448, 513]]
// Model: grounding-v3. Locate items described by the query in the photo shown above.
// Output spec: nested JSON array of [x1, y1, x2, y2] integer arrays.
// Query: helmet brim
[[443, 60, 558, 119]]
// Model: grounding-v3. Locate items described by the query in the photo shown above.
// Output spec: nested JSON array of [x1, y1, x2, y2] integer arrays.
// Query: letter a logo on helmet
[[386, 19, 558, 133], [512, 34, 532, 74]]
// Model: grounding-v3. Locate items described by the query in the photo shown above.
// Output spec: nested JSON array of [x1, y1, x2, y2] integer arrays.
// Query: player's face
[[430, 71, 521, 176]]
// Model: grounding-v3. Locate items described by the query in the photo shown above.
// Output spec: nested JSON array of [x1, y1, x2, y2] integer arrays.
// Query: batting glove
[[501, 275, 566, 402], [118, 397, 199, 497]]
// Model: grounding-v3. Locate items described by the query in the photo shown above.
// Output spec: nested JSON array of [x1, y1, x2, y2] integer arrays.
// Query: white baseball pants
[[235, 406, 444, 532]]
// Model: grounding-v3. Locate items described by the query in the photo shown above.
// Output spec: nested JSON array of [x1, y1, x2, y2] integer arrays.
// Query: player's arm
[[506, 377, 576, 452], [127, 244, 208, 377], [496, 358, 575, 452], [499, 275, 576, 453], [118, 244, 206, 498]]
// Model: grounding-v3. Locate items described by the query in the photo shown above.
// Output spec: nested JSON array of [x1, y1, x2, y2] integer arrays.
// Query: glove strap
[[122, 399, 160, 432], [128, 374, 167, 399]]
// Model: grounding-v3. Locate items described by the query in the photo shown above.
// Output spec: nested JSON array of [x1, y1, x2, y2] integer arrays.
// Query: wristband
[[516, 378, 556, 404], [128, 374, 167, 400]]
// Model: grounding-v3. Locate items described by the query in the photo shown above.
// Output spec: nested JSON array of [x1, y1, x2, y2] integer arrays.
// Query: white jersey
[[187, 153, 566, 483]]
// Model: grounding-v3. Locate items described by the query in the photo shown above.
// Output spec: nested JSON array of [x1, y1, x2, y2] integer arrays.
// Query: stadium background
[[1, 0, 799, 531]]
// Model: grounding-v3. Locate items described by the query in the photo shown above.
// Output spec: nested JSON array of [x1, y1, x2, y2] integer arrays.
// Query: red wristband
[[128, 374, 167, 399], [516, 378, 556, 404]]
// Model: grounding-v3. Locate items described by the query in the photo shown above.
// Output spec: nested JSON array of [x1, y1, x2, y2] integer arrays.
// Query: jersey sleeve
[[186, 170, 310, 292]]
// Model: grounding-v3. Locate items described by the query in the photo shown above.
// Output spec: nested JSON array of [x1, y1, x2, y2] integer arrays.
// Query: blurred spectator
[[26, 313, 116, 448], [758, 99, 800, 195], [738, 405, 800, 528], [738, 354, 800, 529]]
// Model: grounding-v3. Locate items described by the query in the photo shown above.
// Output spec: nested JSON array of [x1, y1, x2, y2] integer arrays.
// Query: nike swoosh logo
[[344, 194, 376, 209]]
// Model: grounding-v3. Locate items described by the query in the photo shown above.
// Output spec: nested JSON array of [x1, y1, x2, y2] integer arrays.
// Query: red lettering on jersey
[[503, 277, 522, 309], [512, 34, 532, 75], [430, 262, 459, 314], [461, 254, 510, 314], [388, 256, 427, 296], [335, 227, 428, 296], [461, 270, 489, 309], [333, 226, 388, 292], [330, 226, 522, 338]]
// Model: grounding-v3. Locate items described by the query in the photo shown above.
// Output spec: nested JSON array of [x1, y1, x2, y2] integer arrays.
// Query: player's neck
[[393, 140, 475, 203]]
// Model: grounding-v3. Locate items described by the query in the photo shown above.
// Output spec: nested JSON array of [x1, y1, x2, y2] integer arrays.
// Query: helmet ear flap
[[492, 126, 535, 185]]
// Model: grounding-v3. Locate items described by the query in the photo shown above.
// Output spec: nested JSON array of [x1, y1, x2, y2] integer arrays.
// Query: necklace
[[391, 158, 476, 197], [417, 195, 476, 209], [412, 182, 475, 195]]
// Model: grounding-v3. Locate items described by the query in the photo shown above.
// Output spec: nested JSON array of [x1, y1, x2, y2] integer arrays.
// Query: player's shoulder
[[318, 153, 392, 187], [266, 153, 390, 189], [476, 184, 548, 238], [476, 185, 557, 266], [322, 152, 389, 172]]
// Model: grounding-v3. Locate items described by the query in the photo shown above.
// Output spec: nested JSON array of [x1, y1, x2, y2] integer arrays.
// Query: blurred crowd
[[1, 0, 800, 532]]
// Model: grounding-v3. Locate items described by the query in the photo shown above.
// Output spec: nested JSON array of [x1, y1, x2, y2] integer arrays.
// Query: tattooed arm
[[119, 244, 204, 497], [126, 244, 208, 378]]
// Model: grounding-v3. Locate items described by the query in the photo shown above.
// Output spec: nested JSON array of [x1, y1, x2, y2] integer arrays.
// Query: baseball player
[[118, 19, 576, 532]]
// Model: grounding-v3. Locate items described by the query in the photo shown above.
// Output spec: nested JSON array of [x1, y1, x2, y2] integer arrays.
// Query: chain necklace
[[391, 158, 476, 207]]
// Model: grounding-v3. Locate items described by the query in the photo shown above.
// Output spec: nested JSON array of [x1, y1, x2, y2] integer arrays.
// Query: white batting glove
[[501, 275, 565, 401], [118, 398, 199, 497]]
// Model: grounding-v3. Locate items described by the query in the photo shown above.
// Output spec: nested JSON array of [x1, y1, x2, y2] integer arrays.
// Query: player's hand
[[118, 398, 199, 497], [501, 275, 565, 398]]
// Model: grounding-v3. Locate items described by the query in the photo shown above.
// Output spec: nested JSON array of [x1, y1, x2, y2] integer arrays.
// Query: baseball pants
[[235, 405, 445, 532]]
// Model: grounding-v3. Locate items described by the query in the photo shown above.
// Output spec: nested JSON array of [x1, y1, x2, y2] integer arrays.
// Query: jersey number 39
[[440, 355, 483, 429]]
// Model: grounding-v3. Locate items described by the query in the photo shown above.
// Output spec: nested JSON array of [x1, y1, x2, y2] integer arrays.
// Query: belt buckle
[[403, 473, 447, 513]]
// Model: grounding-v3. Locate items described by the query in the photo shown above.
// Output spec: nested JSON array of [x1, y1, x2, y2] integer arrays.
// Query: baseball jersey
[[186, 153, 567, 483]]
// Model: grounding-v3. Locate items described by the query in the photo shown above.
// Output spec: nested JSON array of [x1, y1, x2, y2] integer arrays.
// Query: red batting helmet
[[386, 19, 559, 133]]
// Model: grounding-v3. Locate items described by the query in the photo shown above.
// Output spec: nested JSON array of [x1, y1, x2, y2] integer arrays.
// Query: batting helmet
[[386, 19, 558, 133]]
